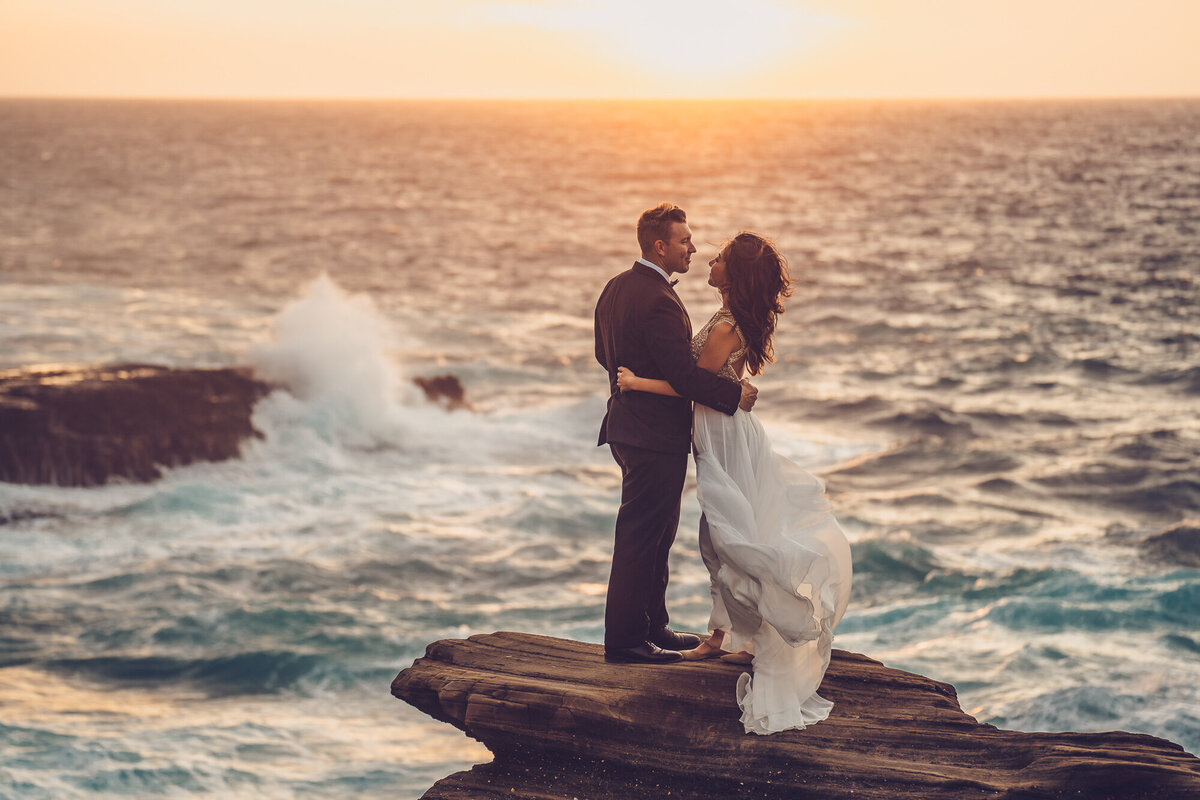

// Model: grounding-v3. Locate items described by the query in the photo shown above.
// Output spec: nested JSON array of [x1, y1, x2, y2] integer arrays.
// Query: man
[[594, 203, 756, 664]]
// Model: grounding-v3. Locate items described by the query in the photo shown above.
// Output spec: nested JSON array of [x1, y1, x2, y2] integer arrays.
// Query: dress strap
[[716, 309, 748, 360], [721, 314, 747, 349], [692, 307, 749, 381]]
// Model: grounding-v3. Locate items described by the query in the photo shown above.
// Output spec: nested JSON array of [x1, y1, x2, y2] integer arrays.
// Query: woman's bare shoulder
[[707, 319, 739, 343]]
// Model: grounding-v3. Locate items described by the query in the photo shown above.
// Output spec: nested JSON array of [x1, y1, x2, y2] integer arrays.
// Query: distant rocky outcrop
[[412, 374, 470, 411], [0, 364, 471, 487], [0, 364, 271, 486], [392, 631, 1200, 800]]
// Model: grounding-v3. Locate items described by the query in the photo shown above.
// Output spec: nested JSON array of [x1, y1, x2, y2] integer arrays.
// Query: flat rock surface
[[393, 631, 1200, 800], [0, 363, 269, 486]]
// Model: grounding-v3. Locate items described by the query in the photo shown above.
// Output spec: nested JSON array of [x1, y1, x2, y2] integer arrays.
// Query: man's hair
[[636, 203, 687, 256]]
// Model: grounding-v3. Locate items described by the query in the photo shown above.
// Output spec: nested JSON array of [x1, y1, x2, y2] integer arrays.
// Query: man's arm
[[618, 322, 758, 410], [594, 312, 608, 371], [594, 285, 612, 372], [642, 299, 742, 415]]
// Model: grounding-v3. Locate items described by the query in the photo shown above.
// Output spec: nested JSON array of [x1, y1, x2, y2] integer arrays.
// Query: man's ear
[[654, 239, 667, 258]]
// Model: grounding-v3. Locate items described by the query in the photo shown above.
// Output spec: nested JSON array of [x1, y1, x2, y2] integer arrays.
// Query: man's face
[[659, 221, 697, 275]]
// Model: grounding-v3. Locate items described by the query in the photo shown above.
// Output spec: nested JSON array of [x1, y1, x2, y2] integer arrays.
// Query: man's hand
[[738, 379, 758, 412]]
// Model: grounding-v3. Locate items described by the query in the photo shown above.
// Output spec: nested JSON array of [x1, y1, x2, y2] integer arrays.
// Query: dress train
[[694, 403, 853, 734]]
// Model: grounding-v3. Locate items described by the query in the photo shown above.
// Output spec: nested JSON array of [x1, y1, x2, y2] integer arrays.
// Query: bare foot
[[680, 640, 728, 661], [679, 631, 729, 661], [719, 651, 753, 665]]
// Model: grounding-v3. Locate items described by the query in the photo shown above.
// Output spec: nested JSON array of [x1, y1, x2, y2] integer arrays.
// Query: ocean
[[1, 97, 1197, 798]]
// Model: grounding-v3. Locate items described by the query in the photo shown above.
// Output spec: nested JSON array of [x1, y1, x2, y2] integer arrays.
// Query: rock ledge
[[392, 631, 1200, 799]]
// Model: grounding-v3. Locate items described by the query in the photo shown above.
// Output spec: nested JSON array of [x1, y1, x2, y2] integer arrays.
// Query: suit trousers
[[604, 442, 688, 648]]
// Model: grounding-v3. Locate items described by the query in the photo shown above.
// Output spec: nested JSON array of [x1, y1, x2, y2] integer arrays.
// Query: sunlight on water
[[0, 668, 490, 798], [2, 99, 1199, 796]]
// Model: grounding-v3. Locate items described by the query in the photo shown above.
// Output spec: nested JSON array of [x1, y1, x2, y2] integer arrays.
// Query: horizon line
[[3, 92, 1199, 104]]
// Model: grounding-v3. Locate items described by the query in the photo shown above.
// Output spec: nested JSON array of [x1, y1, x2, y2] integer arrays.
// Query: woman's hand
[[616, 366, 639, 392]]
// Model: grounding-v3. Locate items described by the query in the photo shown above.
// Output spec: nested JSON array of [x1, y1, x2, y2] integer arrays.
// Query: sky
[[2, 0, 1199, 100]]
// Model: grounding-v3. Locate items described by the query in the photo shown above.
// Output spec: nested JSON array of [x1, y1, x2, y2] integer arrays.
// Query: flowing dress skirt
[[693, 405, 853, 734]]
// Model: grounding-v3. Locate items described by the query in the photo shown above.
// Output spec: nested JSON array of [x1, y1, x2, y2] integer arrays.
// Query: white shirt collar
[[636, 258, 672, 283]]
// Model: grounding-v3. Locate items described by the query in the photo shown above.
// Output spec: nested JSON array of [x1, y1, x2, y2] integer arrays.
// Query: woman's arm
[[618, 322, 742, 396], [616, 367, 679, 396]]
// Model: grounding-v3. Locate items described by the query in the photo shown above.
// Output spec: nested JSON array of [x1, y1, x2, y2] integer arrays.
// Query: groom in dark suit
[[594, 203, 756, 664]]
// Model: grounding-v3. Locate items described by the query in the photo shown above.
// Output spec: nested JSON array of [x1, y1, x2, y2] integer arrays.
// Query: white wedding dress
[[691, 309, 853, 735]]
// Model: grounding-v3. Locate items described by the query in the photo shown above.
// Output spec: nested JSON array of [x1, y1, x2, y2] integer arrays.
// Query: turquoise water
[[1, 98, 1198, 798]]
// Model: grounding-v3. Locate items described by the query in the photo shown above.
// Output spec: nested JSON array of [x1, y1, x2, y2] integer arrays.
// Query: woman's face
[[708, 251, 729, 291]]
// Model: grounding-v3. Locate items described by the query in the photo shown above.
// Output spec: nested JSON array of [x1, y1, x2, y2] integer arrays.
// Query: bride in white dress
[[616, 232, 853, 735]]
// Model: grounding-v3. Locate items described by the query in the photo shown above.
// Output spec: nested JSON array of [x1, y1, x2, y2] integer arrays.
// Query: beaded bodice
[[691, 308, 748, 382]]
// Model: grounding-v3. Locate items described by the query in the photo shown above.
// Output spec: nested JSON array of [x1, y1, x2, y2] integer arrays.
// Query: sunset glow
[[477, 1, 851, 80], [1, 0, 1198, 99]]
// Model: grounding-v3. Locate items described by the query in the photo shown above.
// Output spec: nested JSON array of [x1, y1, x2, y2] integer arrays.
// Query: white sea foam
[[244, 274, 614, 475], [251, 274, 418, 446]]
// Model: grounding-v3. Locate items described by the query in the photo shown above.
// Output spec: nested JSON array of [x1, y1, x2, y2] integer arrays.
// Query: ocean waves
[[839, 539, 1200, 753], [0, 274, 624, 731], [45, 651, 330, 696], [782, 371, 1200, 529], [3, 98, 1200, 796]]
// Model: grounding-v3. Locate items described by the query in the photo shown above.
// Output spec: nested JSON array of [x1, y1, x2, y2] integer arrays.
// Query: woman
[[616, 232, 853, 735]]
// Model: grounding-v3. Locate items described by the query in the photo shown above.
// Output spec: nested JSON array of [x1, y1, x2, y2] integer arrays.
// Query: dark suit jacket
[[595, 262, 741, 454]]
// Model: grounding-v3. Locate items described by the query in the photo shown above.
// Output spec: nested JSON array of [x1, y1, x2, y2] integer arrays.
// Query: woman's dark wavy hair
[[722, 232, 793, 376]]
